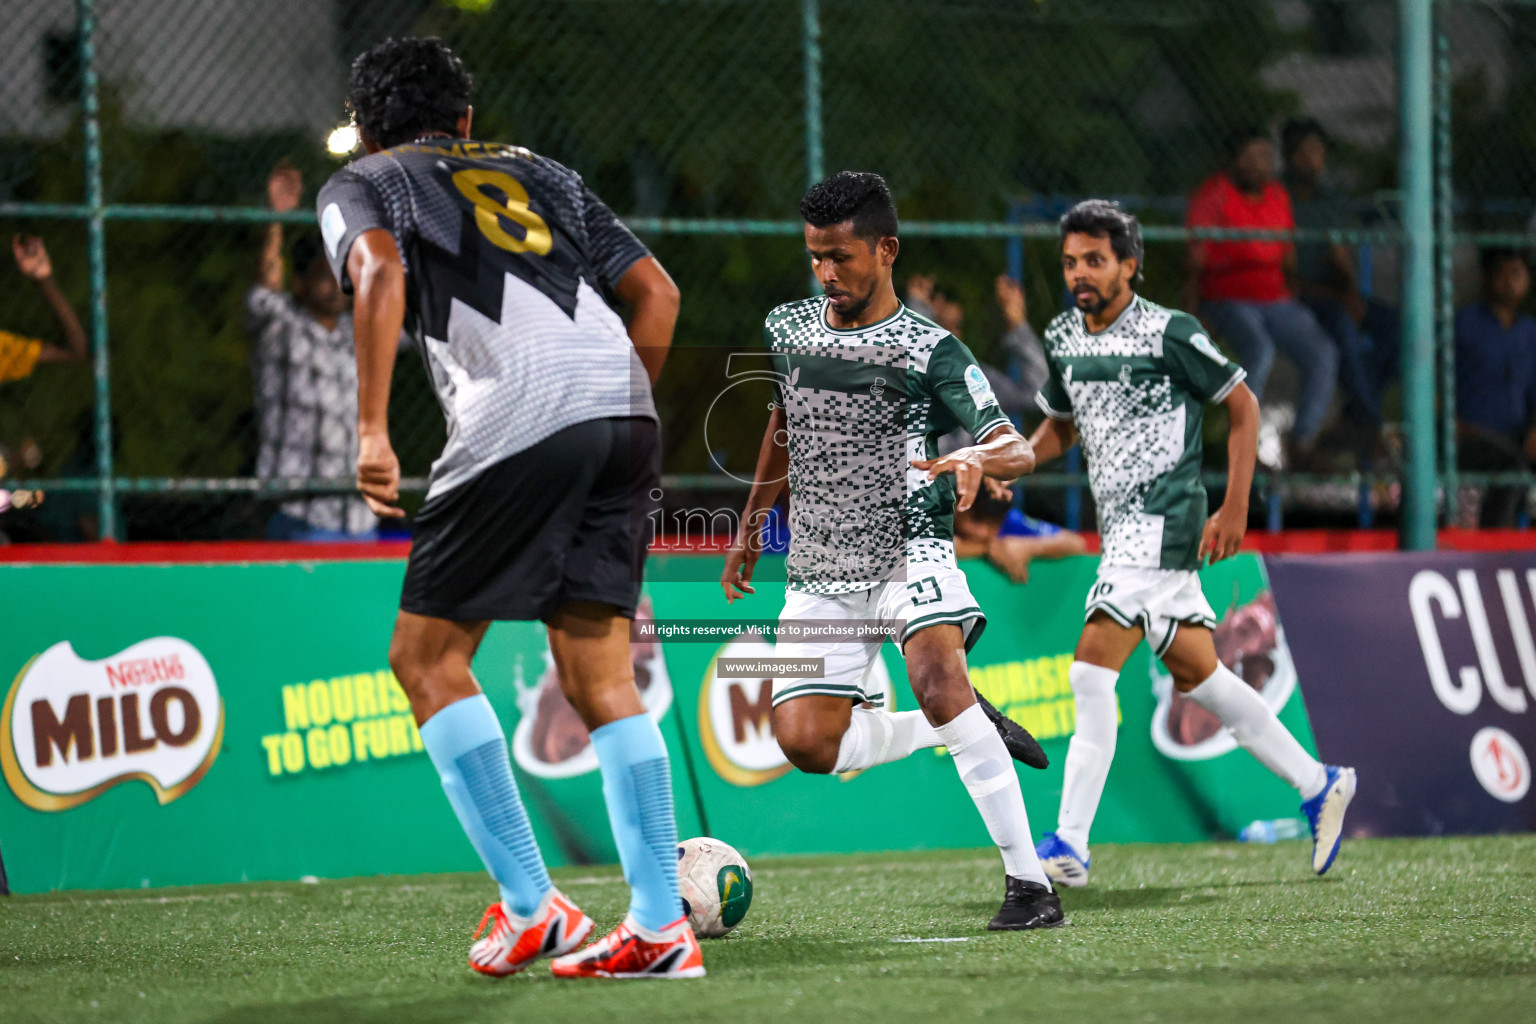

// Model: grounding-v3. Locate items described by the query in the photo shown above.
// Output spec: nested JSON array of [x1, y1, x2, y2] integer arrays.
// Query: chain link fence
[[0, 0, 1531, 541]]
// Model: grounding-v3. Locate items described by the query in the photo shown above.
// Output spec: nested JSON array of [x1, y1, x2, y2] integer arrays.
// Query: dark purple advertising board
[[1266, 551, 1536, 837]]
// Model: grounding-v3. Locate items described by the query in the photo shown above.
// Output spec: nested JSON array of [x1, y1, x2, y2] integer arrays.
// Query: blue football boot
[[1300, 765, 1358, 875]]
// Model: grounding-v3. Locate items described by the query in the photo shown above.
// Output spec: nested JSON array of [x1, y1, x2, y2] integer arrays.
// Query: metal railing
[[3, 0, 1536, 544]]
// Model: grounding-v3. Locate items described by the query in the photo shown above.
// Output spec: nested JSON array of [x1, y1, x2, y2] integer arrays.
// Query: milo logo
[[2, 638, 223, 811]]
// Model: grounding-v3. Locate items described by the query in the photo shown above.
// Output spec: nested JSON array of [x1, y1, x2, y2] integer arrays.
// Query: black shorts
[[400, 416, 661, 623]]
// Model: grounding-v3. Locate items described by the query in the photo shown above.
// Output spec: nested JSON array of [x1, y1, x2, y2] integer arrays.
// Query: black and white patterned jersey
[[316, 138, 655, 498], [765, 298, 1011, 594], [1036, 295, 1246, 571], [243, 286, 375, 535]]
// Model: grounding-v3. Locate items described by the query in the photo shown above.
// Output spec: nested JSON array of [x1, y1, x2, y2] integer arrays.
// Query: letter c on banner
[[1409, 570, 1481, 715], [1457, 569, 1527, 714]]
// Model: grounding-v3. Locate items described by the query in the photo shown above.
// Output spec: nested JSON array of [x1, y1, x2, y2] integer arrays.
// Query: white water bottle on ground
[[1238, 817, 1308, 843]]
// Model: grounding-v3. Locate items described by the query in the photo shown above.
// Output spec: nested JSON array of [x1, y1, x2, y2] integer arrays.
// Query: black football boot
[[973, 689, 1049, 769], [987, 876, 1065, 931]]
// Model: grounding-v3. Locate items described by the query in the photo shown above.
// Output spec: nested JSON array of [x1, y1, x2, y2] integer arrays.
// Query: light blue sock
[[590, 712, 682, 933], [419, 695, 552, 918]]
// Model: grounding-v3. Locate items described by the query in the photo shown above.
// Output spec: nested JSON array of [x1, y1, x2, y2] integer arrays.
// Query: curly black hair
[[346, 37, 473, 150], [1059, 199, 1144, 285], [799, 171, 898, 241]]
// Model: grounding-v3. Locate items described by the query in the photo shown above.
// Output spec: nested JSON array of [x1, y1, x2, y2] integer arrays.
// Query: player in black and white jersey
[[722, 172, 1061, 930], [318, 37, 702, 980]]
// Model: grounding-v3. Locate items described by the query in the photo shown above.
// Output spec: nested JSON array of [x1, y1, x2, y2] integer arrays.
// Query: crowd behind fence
[[2, 0, 1535, 544]]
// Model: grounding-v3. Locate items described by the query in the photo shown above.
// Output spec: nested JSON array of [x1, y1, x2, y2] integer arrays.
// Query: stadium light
[[326, 125, 359, 157]]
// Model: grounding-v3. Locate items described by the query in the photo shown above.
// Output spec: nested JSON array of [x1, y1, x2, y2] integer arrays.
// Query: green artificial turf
[[2, 836, 1533, 1024]]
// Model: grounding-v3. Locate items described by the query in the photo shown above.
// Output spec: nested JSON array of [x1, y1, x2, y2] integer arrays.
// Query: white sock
[[1055, 662, 1120, 858], [834, 708, 941, 773], [1187, 664, 1328, 799], [936, 703, 1049, 886]]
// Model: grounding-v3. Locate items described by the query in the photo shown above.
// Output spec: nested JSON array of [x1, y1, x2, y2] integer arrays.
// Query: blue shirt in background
[[1454, 303, 1536, 441], [999, 509, 1063, 538]]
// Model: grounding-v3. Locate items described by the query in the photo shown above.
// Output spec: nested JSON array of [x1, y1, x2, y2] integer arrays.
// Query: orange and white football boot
[[550, 914, 706, 979], [468, 890, 594, 977]]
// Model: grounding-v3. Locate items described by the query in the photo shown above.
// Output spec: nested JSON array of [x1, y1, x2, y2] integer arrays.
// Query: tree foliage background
[[1, 0, 1532, 537]]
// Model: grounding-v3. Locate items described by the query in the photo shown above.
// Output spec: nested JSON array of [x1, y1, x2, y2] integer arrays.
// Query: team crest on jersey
[[1188, 332, 1227, 365], [964, 364, 997, 409]]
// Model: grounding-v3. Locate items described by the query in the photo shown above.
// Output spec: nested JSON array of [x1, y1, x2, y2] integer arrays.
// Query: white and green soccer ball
[[676, 836, 753, 938]]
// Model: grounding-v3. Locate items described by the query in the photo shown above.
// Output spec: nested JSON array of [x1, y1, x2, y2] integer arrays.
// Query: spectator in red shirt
[[1183, 129, 1338, 462]]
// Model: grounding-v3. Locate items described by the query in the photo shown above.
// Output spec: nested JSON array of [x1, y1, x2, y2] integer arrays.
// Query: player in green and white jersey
[[721, 172, 1060, 930], [1026, 200, 1356, 887]]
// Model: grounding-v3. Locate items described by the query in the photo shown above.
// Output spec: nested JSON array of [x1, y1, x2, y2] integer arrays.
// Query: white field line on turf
[[891, 937, 971, 943]]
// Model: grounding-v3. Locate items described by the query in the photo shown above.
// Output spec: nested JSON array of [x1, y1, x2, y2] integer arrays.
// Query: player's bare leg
[[546, 601, 703, 980], [771, 695, 854, 775], [904, 624, 1061, 930], [1163, 625, 1355, 875], [390, 611, 588, 976], [770, 671, 1042, 776], [545, 601, 647, 726], [390, 611, 490, 724]]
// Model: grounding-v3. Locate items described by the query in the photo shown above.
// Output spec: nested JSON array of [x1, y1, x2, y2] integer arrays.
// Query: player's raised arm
[[910, 332, 1035, 513], [346, 228, 407, 519], [722, 403, 789, 602], [12, 235, 87, 365], [1201, 380, 1258, 564], [912, 424, 1035, 514], [257, 162, 302, 292], [613, 255, 679, 385]]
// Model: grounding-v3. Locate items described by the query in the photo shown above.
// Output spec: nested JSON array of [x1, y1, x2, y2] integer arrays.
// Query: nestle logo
[[105, 654, 185, 689]]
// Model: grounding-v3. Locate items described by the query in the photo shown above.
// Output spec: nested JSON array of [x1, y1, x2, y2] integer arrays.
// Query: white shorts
[[771, 564, 985, 707], [1084, 564, 1217, 657]]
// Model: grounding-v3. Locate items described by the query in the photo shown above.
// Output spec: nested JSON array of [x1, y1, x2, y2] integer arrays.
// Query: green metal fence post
[[1399, 0, 1436, 551], [1434, 13, 1456, 527], [78, 0, 116, 540], [801, 0, 823, 188], [800, 0, 823, 292]]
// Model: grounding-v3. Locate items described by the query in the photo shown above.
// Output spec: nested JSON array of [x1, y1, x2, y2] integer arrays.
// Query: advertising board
[[1, 553, 1314, 892]]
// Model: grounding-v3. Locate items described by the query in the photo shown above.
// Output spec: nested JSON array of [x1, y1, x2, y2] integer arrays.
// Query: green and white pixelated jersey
[[765, 298, 1011, 594], [1036, 296, 1245, 572]]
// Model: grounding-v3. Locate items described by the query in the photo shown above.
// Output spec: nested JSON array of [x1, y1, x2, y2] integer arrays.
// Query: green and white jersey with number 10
[[764, 298, 1012, 595], [1035, 295, 1245, 572]]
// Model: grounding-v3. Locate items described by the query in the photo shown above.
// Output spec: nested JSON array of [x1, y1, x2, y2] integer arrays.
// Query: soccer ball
[[676, 836, 753, 938]]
